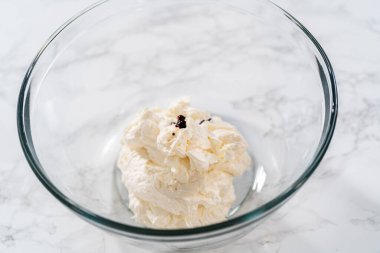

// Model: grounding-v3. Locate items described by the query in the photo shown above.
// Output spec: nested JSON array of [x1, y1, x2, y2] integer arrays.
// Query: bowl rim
[[17, 0, 338, 238]]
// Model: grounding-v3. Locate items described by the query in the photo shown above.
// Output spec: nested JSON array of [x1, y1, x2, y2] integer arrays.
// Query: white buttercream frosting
[[117, 98, 251, 228]]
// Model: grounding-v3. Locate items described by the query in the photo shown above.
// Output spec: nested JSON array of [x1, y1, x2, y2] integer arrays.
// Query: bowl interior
[[25, 0, 327, 228]]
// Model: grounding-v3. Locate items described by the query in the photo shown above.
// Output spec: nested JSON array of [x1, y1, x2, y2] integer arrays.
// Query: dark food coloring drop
[[175, 115, 187, 129]]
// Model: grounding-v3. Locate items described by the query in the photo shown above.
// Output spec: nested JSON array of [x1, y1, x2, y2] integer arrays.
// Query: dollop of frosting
[[117, 98, 251, 228]]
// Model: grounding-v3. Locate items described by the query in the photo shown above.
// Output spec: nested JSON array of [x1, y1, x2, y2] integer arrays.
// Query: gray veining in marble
[[1, 0, 380, 252]]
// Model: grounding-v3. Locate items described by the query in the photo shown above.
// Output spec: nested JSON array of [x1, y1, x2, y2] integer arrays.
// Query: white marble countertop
[[1, 0, 380, 252]]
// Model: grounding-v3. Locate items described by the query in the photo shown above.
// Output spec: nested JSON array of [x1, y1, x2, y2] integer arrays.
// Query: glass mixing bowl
[[17, 0, 337, 251]]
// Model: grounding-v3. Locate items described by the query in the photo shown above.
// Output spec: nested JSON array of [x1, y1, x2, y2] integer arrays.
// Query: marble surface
[[1, 0, 380, 252]]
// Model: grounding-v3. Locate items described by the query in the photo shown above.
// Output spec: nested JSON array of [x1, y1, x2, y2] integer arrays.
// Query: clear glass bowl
[[17, 0, 337, 251]]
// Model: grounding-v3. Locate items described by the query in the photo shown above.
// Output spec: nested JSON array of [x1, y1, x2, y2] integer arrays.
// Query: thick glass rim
[[17, 0, 338, 238]]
